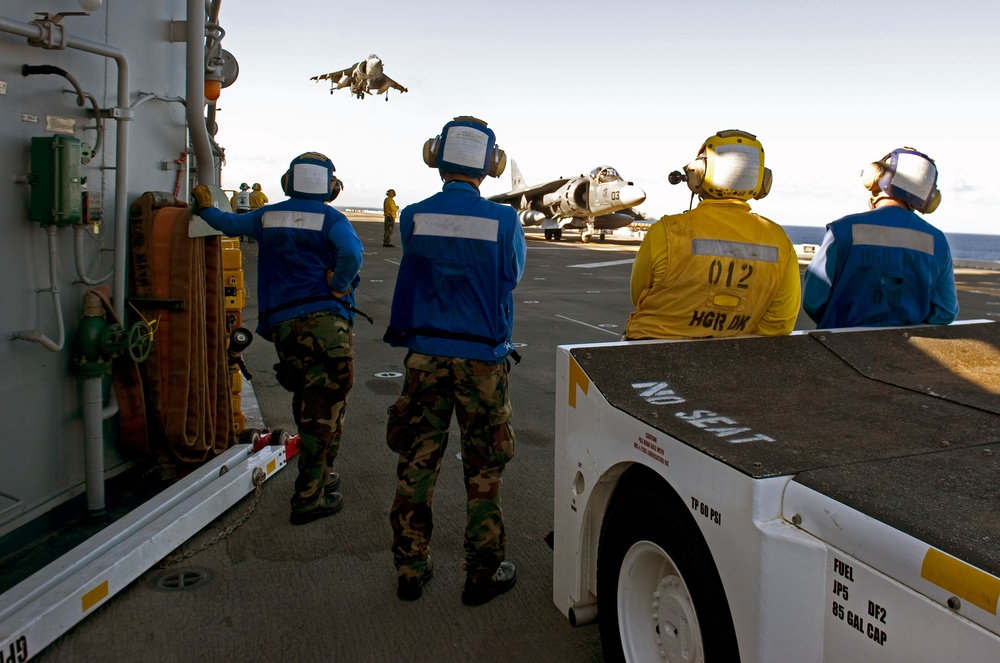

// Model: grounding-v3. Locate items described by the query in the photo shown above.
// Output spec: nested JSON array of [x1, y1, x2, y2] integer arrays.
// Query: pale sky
[[213, 0, 999, 234]]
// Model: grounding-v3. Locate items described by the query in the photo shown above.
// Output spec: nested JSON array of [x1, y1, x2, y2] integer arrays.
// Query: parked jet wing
[[488, 179, 570, 206]]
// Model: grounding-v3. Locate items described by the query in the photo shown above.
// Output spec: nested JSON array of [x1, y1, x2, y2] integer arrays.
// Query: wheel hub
[[618, 540, 704, 663]]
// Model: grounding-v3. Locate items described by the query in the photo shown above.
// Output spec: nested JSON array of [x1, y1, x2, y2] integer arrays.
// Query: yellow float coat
[[624, 199, 801, 339]]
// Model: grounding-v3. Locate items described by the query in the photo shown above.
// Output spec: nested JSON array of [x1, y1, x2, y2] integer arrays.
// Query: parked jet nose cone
[[619, 184, 646, 207]]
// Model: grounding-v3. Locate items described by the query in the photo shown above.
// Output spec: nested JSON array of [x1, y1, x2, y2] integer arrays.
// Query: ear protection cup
[[489, 146, 507, 178], [329, 175, 343, 201], [755, 167, 773, 200], [422, 136, 440, 168], [683, 157, 706, 194], [922, 188, 941, 214], [860, 161, 885, 193]]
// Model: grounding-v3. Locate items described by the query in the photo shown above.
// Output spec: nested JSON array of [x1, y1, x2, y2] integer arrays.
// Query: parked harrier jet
[[310, 54, 408, 100], [489, 161, 646, 242]]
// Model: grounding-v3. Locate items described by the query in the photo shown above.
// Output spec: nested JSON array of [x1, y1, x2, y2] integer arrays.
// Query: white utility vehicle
[[553, 321, 999, 662]]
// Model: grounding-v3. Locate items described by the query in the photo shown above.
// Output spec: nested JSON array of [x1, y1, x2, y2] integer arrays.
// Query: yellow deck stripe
[[568, 357, 589, 409], [81, 580, 109, 612], [921, 548, 1000, 615]]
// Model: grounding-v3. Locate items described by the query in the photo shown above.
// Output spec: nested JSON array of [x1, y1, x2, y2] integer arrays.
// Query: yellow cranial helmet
[[683, 130, 772, 201]]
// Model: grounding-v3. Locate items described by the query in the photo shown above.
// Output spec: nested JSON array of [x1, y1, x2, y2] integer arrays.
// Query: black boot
[[397, 561, 433, 601], [461, 561, 516, 606], [289, 493, 344, 525]]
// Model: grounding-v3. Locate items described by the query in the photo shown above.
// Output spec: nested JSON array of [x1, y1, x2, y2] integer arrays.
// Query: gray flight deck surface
[[33, 217, 1000, 662]]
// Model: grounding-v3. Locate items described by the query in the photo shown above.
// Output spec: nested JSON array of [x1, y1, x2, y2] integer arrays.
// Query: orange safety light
[[204, 79, 221, 102]]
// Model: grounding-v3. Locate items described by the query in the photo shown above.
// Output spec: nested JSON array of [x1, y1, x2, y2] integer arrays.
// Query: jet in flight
[[489, 162, 646, 242], [310, 54, 408, 100]]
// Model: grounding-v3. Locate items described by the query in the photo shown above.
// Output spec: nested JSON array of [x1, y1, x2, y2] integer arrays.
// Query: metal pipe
[[12, 226, 65, 352], [569, 603, 599, 627], [73, 225, 113, 285], [186, 0, 216, 185], [20, 64, 105, 155], [83, 376, 106, 515]]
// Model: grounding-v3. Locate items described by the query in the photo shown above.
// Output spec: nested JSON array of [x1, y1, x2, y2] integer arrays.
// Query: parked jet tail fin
[[510, 160, 525, 190]]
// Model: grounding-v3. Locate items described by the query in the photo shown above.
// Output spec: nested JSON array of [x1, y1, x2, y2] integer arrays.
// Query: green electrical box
[[28, 135, 83, 226]]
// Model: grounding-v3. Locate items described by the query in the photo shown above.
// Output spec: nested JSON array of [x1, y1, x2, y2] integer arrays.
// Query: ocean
[[783, 226, 1000, 263]]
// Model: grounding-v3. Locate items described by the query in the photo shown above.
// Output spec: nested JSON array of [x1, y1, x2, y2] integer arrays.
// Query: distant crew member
[[383, 188, 399, 247], [624, 130, 801, 340], [192, 153, 363, 526], [383, 116, 526, 605], [249, 182, 269, 210], [803, 147, 958, 328], [231, 182, 251, 213]]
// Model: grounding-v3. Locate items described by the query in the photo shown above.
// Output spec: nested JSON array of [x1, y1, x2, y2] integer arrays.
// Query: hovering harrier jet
[[310, 54, 408, 100]]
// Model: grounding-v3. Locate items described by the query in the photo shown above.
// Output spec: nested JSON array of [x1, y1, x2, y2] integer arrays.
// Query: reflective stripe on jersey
[[692, 238, 779, 263], [413, 213, 499, 242], [262, 211, 325, 232], [852, 223, 935, 255]]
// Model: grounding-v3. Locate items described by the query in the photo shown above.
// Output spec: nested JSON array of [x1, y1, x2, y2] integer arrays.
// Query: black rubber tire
[[268, 428, 292, 446], [238, 428, 262, 447], [597, 474, 740, 663]]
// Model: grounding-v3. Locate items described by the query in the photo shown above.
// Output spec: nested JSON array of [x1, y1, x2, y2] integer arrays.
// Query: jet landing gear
[[543, 228, 563, 241], [580, 229, 606, 244]]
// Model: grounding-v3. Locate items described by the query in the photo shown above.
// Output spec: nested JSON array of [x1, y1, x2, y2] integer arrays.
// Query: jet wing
[[309, 64, 357, 82], [380, 74, 408, 93], [488, 179, 570, 207]]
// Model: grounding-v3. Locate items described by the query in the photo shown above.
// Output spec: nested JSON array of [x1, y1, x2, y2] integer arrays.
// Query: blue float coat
[[199, 199, 363, 337], [803, 206, 958, 328], [385, 180, 526, 362]]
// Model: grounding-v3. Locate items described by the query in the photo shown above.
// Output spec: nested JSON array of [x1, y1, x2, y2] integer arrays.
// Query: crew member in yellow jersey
[[249, 182, 269, 210], [382, 188, 399, 247], [624, 130, 801, 340]]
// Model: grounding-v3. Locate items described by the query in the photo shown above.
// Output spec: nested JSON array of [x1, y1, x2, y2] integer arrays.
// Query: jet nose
[[619, 184, 646, 207]]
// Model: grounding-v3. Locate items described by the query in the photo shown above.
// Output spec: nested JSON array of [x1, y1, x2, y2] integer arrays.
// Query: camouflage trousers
[[272, 311, 354, 512], [387, 352, 515, 581], [383, 215, 395, 245]]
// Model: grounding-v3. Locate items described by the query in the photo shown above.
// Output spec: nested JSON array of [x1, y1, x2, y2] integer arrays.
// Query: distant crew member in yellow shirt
[[249, 182, 269, 210], [383, 188, 399, 247], [624, 130, 801, 340]]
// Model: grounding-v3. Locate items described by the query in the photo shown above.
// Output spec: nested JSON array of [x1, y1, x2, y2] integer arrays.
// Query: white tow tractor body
[[553, 322, 1000, 662]]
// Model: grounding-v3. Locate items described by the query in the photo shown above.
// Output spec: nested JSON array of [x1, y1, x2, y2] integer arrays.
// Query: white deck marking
[[556, 314, 621, 335], [569, 259, 635, 268]]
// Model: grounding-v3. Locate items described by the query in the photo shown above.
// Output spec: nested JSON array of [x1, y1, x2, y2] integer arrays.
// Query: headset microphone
[[668, 170, 687, 185]]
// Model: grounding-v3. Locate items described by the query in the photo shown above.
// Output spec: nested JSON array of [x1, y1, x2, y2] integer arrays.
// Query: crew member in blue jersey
[[803, 147, 958, 328], [383, 116, 526, 604], [193, 152, 363, 526]]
